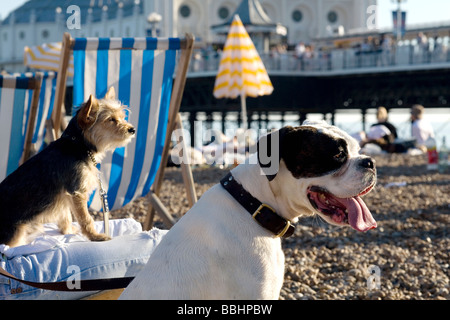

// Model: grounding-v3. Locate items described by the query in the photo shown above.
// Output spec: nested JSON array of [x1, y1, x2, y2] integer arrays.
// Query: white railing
[[188, 41, 450, 75]]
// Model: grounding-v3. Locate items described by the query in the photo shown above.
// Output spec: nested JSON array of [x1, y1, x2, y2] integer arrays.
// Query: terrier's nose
[[360, 157, 375, 169], [128, 127, 136, 135]]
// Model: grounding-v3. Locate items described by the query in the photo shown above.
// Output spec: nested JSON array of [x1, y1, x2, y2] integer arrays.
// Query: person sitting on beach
[[410, 104, 435, 152], [373, 106, 398, 139], [361, 106, 398, 153]]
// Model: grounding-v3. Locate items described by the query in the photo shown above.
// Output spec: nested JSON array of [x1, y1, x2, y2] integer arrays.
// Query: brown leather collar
[[220, 172, 295, 238]]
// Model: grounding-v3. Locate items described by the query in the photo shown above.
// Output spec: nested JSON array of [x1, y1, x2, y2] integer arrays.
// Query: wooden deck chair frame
[[0, 72, 43, 172], [51, 32, 196, 230]]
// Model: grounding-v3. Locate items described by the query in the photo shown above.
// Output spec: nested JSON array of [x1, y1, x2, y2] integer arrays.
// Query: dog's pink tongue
[[340, 196, 377, 232]]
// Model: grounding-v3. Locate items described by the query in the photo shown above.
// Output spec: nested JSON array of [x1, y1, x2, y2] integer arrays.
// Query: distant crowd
[[189, 31, 449, 73]]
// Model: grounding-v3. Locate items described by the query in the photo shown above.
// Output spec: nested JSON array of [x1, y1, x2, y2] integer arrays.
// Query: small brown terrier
[[0, 87, 135, 247]]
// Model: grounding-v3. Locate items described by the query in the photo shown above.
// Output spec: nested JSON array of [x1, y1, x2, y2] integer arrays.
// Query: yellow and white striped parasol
[[213, 14, 273, 129], [24, 42, 74, 76]]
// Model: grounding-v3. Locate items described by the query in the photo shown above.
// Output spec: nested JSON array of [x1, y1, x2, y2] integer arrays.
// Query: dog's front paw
[[88, 233, 112, 242], [60, 224, 79, 235]]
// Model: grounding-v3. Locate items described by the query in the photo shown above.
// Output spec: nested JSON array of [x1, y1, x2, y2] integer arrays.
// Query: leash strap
[[97, 172, 110, 237], [0, 265, 133, 292], [220, 172, 295, 238], [87, 150, 110, 237]]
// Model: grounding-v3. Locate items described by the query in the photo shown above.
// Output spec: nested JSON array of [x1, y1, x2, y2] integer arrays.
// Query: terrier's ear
[[78, 94, 99, 130], [104, 87, 116, 100]]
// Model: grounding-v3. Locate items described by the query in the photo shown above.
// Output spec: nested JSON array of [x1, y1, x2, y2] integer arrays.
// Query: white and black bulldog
[[120, 120, 377, 300]]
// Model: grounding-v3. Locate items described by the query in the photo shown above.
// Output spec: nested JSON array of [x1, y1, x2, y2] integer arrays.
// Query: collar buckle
[[221, 172, 295, 238], [252, 203, 275, 219], [252, 204, 292, 238], [275, 220, 291, 238]]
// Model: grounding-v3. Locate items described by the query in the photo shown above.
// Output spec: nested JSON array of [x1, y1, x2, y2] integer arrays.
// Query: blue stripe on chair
[[118, 49, 132, 106], [48, 75, 57, 119], [142, 49, 176, 196], [73, 41, 87, 110], [22, 89, 33, 149], [6, 89, 26, 176], [87, 162, 102, 208], [97, 38, 111, 50], [73, 38, 88, 50], [107, 48, 133, 209], [146, 38, 157, 50], [96, 39, 110, 99], [15, 77, 31, 89], [122, 38, 135, 49], [88, 185, 97, 208], [34, 73, 56, 150], [168, 38, 181, 50], [122, 49, 155, 206], [33, 76, 47, 143]]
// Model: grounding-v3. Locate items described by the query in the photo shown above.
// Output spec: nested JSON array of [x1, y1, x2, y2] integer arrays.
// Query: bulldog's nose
[[360, 157, 375, 169], [128, 127, 136, 135]]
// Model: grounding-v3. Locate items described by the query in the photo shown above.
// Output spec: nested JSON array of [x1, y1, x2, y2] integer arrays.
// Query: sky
[[0, 0, 450, 29], [376, 0, 450, 28]]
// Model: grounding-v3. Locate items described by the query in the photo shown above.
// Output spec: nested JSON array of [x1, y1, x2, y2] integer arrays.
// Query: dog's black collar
[[61, 132, 83, 147], [220, 172, 295, 238], [61, 131, 97, 158], [60, 117, 97, 153], [87, 150, 98, 166]]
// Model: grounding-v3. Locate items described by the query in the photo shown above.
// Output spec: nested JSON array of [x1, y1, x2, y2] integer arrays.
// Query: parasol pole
[[240, 92, 248, 130]]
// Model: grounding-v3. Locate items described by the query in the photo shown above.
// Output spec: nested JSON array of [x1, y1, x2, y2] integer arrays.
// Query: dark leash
[[87, 150, 110, 237], [0, 171, 295, 293], [0, 264, 134, 292]]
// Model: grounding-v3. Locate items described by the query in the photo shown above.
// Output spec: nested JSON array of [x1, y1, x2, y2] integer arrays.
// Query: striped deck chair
[[0, 73, 43, 181], [30, 71, 57, 151], [53, 32, 196, 230]]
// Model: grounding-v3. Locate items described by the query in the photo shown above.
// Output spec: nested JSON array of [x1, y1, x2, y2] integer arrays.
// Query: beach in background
[[185, 108, 449, 150]]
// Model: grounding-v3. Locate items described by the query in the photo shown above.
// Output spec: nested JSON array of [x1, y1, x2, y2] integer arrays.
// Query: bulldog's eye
[[109, 117, 117, 123]]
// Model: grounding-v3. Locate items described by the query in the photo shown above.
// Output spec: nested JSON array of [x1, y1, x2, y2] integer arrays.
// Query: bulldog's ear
[[257, 126, 293, 181], [77, 94, 99, 130], [104, 86, 116, 100]]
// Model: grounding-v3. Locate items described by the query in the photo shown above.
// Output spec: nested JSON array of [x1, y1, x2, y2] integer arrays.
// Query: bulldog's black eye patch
[[257, 126, 349, 180], [280, 126, 348, 179]]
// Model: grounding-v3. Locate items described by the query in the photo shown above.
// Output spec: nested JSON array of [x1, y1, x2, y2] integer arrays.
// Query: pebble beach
[[108, 153, 449, 300]]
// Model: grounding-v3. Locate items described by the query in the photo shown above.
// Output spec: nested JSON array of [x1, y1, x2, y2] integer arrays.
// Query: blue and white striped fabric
[[0, 74, 38, 180], [72, 37, 180, 211], [32, 72, 56, 152]]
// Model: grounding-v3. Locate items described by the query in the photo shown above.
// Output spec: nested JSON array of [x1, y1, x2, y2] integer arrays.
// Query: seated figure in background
[[361, 106, 398, 153]]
